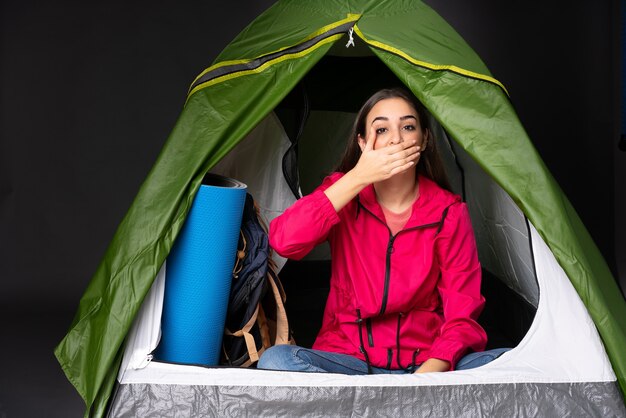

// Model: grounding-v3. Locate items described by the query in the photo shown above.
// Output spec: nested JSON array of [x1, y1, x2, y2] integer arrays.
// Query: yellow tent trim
[[353, 25, 509, 95], [188, 14, 361, 96], [187, 34, 344, 101]]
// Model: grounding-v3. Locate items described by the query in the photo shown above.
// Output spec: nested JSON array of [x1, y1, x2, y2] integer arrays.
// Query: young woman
[[258, 88, 505, 374]]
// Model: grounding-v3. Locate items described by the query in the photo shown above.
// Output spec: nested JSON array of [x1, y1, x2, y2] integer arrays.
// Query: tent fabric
[[109, 382, 625, 417], [116, 221, 616, 388], [54, 0, 626, 415], [440, 125, 539, 307]]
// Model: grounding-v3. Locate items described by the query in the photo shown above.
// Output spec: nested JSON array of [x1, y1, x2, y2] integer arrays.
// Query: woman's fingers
[[386, 140, 419, 155], [389, 160, 416, 176], [385, 144, 421, 175], [363, 124, 377, 152], [355, 134, 423, 183], [357, 125, 376, 153], [386, 143, 421, 162]]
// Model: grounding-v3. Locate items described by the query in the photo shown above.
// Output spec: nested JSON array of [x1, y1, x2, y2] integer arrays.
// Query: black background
[[1, 1, 623, 416]]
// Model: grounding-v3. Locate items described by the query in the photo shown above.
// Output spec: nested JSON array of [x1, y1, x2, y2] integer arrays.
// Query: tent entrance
[[268, 52, 538, 350]]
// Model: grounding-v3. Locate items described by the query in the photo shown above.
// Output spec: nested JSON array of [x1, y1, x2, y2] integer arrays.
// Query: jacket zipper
[[380, 234, 396, 315], [356, 200, 442, 317], [366, 318, 374, 346]]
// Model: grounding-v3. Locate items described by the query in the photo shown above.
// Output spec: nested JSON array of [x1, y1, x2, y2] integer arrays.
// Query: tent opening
[[267, 50, 538, 352]]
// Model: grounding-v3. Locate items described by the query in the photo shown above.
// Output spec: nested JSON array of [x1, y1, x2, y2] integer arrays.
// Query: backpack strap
[[257, 304, 272, 348], [224, 304, 262, 364], [267, 270, 291, 345], [223, 270, 293, 366]]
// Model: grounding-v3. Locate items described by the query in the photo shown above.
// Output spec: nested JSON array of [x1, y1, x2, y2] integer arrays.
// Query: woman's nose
[[389, 129, 403, 145]]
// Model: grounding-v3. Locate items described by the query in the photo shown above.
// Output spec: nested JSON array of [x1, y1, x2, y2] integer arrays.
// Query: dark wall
[[0, 0, 622, 311], [619, 0, 626, 293], [0, 1, 278, 308]]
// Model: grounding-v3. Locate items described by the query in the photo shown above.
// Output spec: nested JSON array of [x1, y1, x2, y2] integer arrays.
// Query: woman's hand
[[352, 124, 422, 185], [414, 358, 451, 373], [323, 125, 421, 213]]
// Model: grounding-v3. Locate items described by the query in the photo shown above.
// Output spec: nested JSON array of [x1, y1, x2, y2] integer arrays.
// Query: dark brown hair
[[335, 87, 451, 192]]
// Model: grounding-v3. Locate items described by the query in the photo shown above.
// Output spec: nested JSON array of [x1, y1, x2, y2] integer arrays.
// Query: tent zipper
[[188, 18, 358, 99], [137, 354, 153, 369]]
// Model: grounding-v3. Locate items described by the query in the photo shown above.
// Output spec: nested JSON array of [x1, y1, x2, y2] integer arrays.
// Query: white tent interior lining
[[116, 112, 615, 388]]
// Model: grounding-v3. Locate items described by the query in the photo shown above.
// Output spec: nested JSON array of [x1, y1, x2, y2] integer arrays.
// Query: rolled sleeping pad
[[154, 173, 247, 365]]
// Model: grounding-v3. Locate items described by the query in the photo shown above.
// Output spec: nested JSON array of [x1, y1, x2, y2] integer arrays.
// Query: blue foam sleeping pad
[[155, 174, 247, 365]]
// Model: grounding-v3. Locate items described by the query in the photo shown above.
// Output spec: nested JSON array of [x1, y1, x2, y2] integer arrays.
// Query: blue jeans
[[257, 345, 510, 374]]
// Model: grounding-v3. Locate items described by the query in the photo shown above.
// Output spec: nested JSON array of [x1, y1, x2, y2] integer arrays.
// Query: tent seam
[[352, 25, 509, 96], [186, 34, 344, 102], [187, 14, 361, 98]]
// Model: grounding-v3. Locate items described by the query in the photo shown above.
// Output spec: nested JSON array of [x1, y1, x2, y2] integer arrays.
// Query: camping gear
[[153, 173, 246, 366], [221, 193, 293, 367], [54, 1, 626, 417]]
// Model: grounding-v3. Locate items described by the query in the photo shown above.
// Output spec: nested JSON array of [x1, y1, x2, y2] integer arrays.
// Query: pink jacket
[[270, 173, 487, 370]]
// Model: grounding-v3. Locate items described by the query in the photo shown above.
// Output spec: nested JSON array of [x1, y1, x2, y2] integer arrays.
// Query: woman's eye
[[403, 125, 416, 131], [376, 127, 387, 135]]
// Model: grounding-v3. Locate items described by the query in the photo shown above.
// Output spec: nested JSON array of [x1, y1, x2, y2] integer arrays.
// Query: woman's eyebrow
[[371, 115, 417, 125]]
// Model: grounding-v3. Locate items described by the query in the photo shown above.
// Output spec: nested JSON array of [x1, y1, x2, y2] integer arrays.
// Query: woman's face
[[358, 97, 428, 151]]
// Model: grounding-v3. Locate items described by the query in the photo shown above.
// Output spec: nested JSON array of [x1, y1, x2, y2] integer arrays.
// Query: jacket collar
[[357, 175, 460, 228]]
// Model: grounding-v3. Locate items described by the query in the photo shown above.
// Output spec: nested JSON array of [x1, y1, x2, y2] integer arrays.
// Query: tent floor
[[280, 260, 535, 351]]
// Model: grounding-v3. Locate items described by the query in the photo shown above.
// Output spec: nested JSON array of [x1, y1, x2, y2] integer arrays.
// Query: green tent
[[55, 1, 626, 416]]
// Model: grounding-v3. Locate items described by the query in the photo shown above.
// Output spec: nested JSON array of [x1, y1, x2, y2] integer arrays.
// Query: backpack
[[221, 193, 293, 367]]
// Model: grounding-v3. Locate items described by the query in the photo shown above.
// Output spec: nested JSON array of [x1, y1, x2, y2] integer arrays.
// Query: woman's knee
[[257, 344, 300, 370], [456, 347, 511, 370]]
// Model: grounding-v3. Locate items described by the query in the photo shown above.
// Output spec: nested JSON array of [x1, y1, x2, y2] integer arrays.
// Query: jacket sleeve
[[429, 202, 487, 370], [269, 173, 342, 260]]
